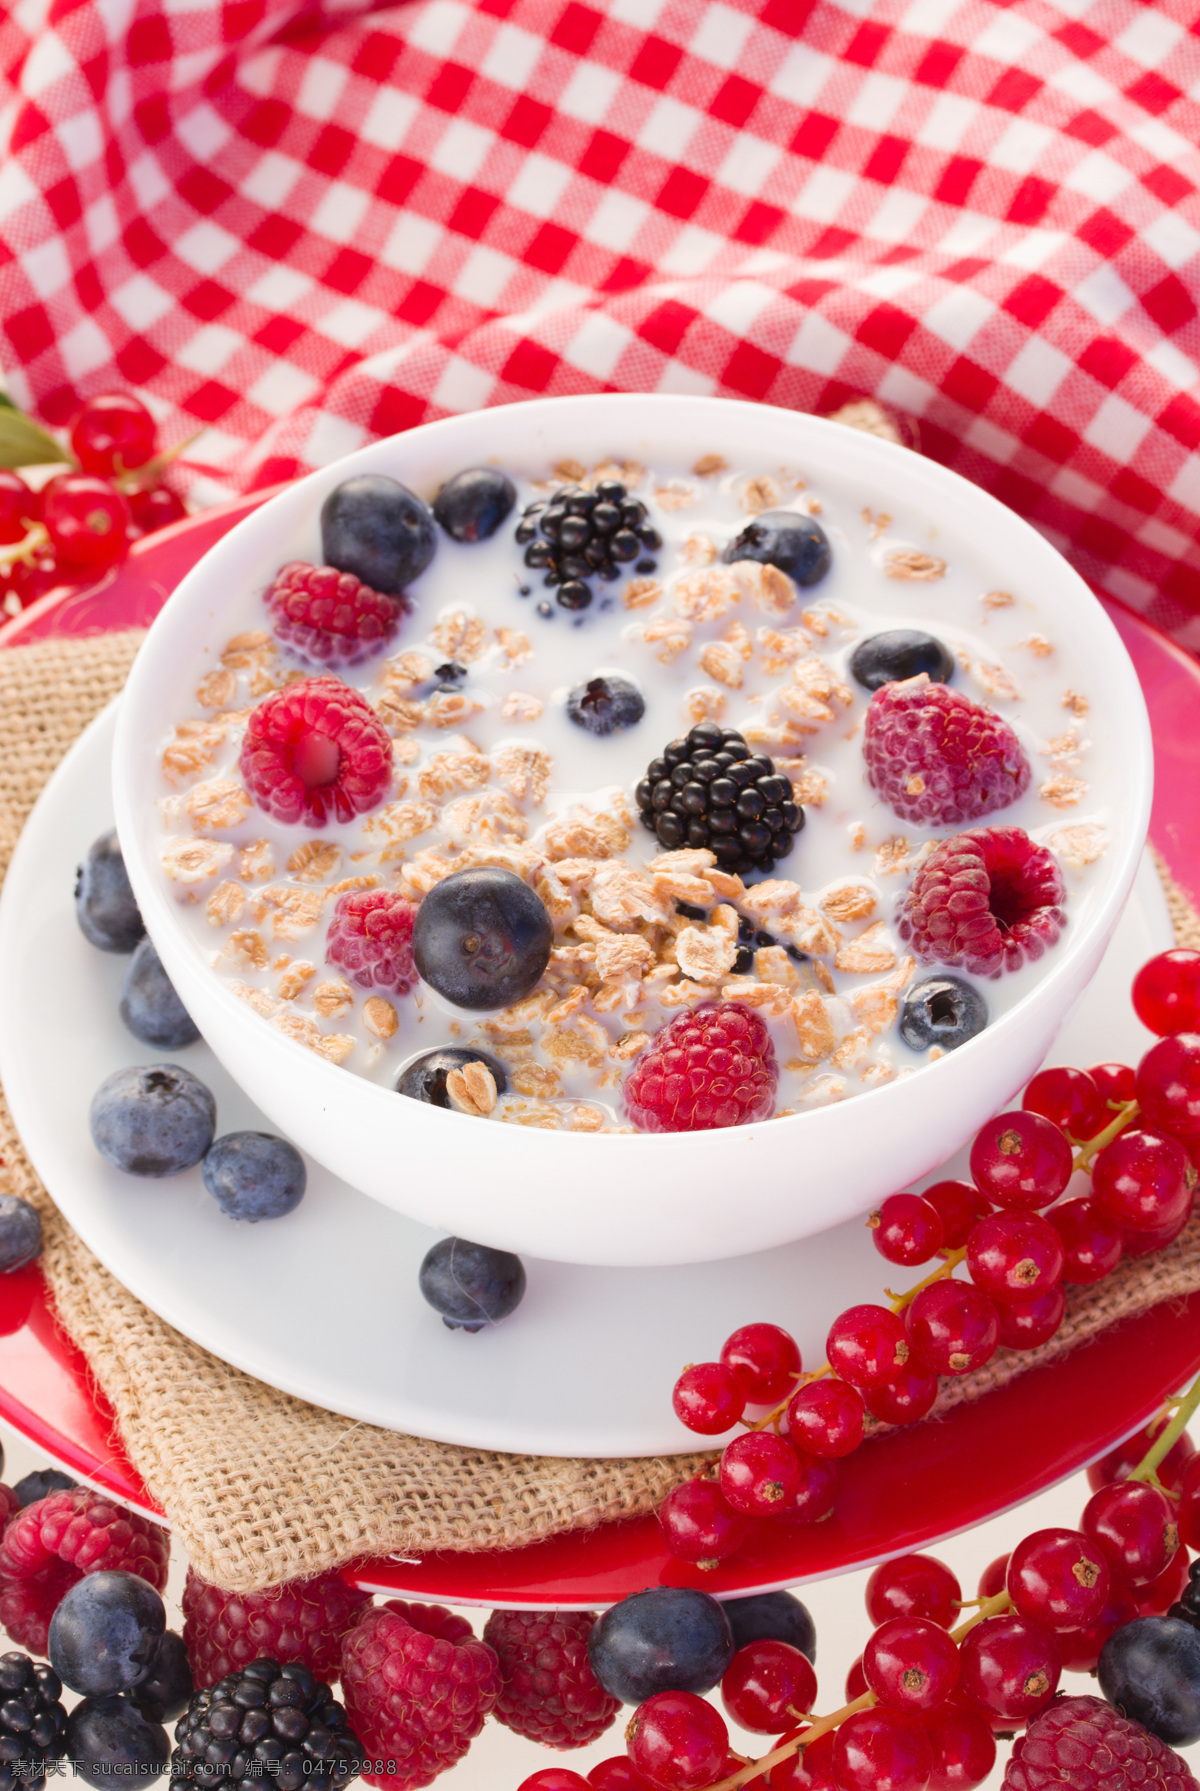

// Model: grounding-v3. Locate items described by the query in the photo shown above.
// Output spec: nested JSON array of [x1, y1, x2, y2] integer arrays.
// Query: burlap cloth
[[1, 629, 1198, 1593]]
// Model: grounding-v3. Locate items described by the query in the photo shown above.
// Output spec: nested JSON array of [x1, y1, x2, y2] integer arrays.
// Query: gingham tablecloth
[[1, 0, 1199, 641]]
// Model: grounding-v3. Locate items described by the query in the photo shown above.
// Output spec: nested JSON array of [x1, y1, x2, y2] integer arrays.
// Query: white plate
[[0, 703, 1170, 1457]]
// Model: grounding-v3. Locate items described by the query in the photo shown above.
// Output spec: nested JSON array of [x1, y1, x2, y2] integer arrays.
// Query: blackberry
[[636, 722, 804, 876], [513, 480, 660, 614], [0, 1651, 67, 1790], [171, 1659, 362, 1791]]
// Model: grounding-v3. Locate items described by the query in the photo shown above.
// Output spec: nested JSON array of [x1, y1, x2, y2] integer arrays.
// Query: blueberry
[[396, 1047, 508, 1107], [566, 675, 645, 737], [412, 867, 553, 1010], [418, 1237, 526, 1332], [127, 1632, 192, 1726], [587, 1588, 734, 1705], [64, 1695, 170, 1784], [89, 1065, 215, 1177], [721, 1591, 816, 1664], [899, 977, 988, 1052], [320, 475, 436, 595], [0, 1196, 41, 1272], [1098, 1616, 1200, 1747], [119, 939, 199, 1050], [201, 1132, 306, 1221], [13, 1469, 76, 1508], [49, 1571, 166, 1698], [722, 510, 831, 587], [849, 630, 955, 691], [75, 832, 143, 953], [432, 467, 516, 543]]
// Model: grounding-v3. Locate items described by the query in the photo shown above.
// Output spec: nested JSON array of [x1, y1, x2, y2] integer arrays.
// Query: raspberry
[[863, 675, 1031, 826], [0, 1489, 169, 1590], [240, 676, 393, 827], [898, 827, 1066, 977], [1002, 1693, 1198, 1789], [265, 561, 405, 668], [325, 889, 417, 994], [340, 1599, 501, 1789], [182, 1566, 370, 1689], [0, 1563, 81, 1655], [481, 1609, 619, 1748], [624, 1003, 777, 1133]]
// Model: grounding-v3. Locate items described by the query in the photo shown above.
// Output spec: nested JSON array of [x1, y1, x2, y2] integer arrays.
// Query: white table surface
[[2, 1418, 1196, 1789]]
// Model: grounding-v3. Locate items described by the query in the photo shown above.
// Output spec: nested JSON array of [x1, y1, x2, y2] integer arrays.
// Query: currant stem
[[888, 1246, 967, 1315], [0, 522, 49, 570], [1128, 1367, 1200, 1486], [705, 1692, 876, 1791], [1073, 1097, 1140, 1172]]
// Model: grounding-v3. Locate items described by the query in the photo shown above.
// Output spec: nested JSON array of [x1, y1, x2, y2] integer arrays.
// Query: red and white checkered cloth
[[2, 0, 1199, 640]]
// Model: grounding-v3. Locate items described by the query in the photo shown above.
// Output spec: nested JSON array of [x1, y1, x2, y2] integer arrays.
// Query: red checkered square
[[0, 0, 1199, 638]]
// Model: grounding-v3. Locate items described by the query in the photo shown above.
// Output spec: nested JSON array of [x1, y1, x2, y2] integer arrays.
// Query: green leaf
[[0, 392, 16, 411], [0, 408, 63, 467]]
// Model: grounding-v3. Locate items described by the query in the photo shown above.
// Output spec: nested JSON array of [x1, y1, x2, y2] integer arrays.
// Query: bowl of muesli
[[111, 394, 1151, 1266]]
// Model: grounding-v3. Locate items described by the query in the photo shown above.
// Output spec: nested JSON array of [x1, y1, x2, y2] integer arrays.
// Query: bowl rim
[[112, 391, 1154, 1159]]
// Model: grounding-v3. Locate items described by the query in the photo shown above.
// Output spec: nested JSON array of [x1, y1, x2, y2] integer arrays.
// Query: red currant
[[977, 1555, 1008, 1599], [969, 1111, 1073, 1212], [1053, 1583, 1138, 1673], [1006, 1527, 1110, 1630], [719, 1431, 803, 1518], [965, 1212, 1064, 1303], [766, 1726, 837, 1790], [870, 1193, 945, 1267], [1133, 949, 1200, 1036], [1081, 1480, 1179, 1586], [923, 1700, 995, 1790], [826, 1305, 909, 1391], [587, 1760, 656, 1790], [1046, 1197, 1123, 1284], [0, 555, 58, 614], [657, 1478, 750, 1567], [957, 1613, 1060, 1724], [520, 1773, 592, 1791], [1133, 1545, 1189, 1616], [920, 1179, 990, 1249], [832, 1707, 934, 1791], [69, 392, 156, 476], [865, 1361, 939, 1425], [905, 1280, 998, 1376], [866, 1554, 962, 1629], [720, 1324, 802, 1404], [1136, 1033, 1200, 1138], [845, 1655, 868, 1700], [41, 473, 131, 570], [128, 482, 187, 535], [1179, 1454, 1200, 1552], [721, 1639, 817, 1733], [992, 1284, 1066, 1351], [1119, 1198, 1194, 1256], [673, 1363, 746, 1435], [1091, 1129, 1191, 1233], [1088, 1061, 1136, 1104], [0, 471, 38, 545], [780, 1451, 842, 1525], [625, 1691, 728, 1791], [1022, 1066, 1106, 1139], [863, 1615, 960, 1712], [785, 1378, 864, 1459], [1086, 1414, 1194, 1494]]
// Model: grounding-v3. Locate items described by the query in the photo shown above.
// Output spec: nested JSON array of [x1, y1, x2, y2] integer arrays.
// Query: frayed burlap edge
[[0, 630, 1197, 1591]]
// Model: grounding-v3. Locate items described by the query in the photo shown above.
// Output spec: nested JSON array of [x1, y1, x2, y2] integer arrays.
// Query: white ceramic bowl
[[113, 395, 1152, 1267]]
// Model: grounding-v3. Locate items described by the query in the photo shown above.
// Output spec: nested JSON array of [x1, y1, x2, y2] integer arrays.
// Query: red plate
[[1, 507, 1197, 1604]]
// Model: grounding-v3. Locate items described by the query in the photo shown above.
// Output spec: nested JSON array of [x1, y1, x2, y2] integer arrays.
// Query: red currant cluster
[[0, 392, 190, 616], [516, 1396, 1198, 1791], [660, 949, 1200, 1574]]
